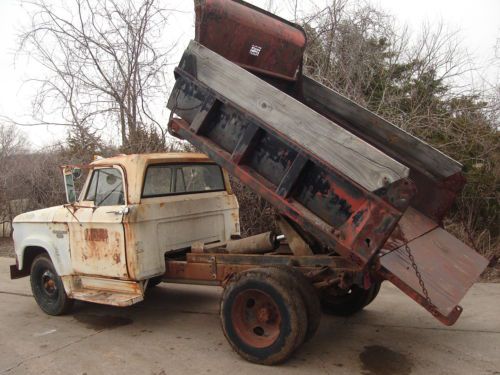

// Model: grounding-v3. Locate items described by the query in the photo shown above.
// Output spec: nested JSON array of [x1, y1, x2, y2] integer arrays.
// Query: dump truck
[[10, 0, 488, 366]]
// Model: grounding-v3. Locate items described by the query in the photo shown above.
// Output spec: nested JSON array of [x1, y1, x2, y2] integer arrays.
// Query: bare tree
[[264, 0, 278, 13], [16, 0, 176, 151], [0, 124, 28, 162], [0, 124, 29, 236]]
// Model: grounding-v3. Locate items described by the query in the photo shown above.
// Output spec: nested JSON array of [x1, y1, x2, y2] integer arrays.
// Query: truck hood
[[13, 206, 64, 223]]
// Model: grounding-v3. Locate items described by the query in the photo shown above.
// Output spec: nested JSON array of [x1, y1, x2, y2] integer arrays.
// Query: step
[[62, 275, 145, 307], [69, 288, 143, 307]]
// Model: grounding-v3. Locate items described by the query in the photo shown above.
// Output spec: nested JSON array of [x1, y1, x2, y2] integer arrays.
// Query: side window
[[85, 168, 125, 206], [179, 165, 224, 193], [175, 169, 186, 192], [142, 166, 173, 197]]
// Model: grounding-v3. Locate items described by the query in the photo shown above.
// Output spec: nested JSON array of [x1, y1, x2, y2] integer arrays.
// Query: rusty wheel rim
[[41, 270, 57, 296], [231, 289, 282, 348]]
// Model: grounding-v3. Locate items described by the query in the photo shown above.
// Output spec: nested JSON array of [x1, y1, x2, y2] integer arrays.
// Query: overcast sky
[[0, 0, 498, 149]]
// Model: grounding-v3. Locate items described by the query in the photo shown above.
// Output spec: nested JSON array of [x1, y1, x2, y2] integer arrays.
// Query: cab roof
[[91, 152, 212, 169]]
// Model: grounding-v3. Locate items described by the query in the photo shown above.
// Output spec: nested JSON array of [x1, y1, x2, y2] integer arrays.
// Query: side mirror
[[72, 167, 82, 180], [62, 167, 78, 204]]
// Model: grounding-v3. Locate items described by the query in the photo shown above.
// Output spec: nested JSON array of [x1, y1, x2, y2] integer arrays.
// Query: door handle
[[107, 207, 130, 215]]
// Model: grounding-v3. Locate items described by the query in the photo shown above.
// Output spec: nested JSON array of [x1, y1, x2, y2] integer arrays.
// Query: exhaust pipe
[[226, 232, 279, 254]]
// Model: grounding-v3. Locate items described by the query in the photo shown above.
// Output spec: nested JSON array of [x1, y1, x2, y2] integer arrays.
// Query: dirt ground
[[1, 237, 498, 282]]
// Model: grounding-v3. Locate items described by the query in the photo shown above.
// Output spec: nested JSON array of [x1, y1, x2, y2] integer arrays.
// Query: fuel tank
[[195, 0, 307, 81]]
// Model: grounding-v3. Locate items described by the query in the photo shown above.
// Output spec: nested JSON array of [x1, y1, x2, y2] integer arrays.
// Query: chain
[[403, 243, 439, 317]]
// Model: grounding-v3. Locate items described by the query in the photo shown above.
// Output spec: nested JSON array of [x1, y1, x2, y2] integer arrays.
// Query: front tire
[[30, 254, 73, 316], [147, 276, 163, 289], [220, 268, 308, 365]]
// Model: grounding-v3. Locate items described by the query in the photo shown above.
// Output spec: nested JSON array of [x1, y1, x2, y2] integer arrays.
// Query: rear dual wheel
[[220, 268, 320, 365], [320, 281, 382, 316], [276, 267, 321, 342]]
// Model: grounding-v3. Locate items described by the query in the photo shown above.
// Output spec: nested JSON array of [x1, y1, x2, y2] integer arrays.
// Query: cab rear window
[[142, 164, 225, 198]]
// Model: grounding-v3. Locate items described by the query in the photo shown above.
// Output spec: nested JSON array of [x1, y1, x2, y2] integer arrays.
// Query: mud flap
[[10, 264, 30, 279], [377, 210, 489, 325]]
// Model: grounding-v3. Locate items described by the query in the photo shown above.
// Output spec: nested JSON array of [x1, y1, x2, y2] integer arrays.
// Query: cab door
[[68, 166, 129, 279]]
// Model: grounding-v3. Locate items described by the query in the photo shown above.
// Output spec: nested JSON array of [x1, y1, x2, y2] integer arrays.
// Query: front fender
[[13, 222, 73, 276]]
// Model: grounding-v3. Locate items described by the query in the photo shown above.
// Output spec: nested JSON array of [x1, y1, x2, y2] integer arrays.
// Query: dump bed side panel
[[301, 76, 466, 222], [301, 76, 463, 179]]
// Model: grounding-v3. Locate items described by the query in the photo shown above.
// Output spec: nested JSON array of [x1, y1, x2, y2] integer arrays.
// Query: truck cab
[[11, 153, 240, 308]]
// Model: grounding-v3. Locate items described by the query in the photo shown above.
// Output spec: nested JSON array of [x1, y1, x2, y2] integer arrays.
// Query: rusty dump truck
[[10, 0, 489, 366]]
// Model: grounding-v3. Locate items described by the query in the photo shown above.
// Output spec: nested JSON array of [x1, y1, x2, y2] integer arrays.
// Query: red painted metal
[[195, 0, 306, 81], [409, 170, 466, 223]]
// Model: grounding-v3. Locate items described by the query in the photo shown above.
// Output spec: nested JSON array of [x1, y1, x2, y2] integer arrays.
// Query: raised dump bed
[[167, 0, 488, 325], [168, 41, 415, 268]]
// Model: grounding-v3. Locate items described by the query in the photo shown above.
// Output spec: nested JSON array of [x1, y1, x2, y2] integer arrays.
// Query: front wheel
[[30, 254, 73, 316], [147, 276, 163, 290]]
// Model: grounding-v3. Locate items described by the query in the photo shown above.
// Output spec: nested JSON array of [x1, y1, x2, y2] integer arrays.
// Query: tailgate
[[377, 209, 489, 325]]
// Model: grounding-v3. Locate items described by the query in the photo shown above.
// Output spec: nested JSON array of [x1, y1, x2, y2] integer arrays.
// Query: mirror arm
[[64, 204, 82, 227]]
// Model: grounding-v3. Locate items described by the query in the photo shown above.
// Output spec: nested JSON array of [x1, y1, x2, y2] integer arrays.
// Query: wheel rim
[[41, 270, 58, 297], [231, 289, 282, 348]]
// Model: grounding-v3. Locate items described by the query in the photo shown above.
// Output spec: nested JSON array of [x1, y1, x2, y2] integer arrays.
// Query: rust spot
[[85, 228, 109, 242]]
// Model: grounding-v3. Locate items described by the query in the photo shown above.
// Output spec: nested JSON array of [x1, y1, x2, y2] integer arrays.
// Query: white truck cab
[[10, 153, 240, 312]]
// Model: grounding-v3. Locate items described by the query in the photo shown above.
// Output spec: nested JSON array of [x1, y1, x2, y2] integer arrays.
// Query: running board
[[62, 276, 145, 307], [69, 289, 143, 307], [377, 209, 488, 325]]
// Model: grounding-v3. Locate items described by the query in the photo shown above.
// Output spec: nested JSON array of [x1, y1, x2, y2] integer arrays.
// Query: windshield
[[142, 163, 225, 198]]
